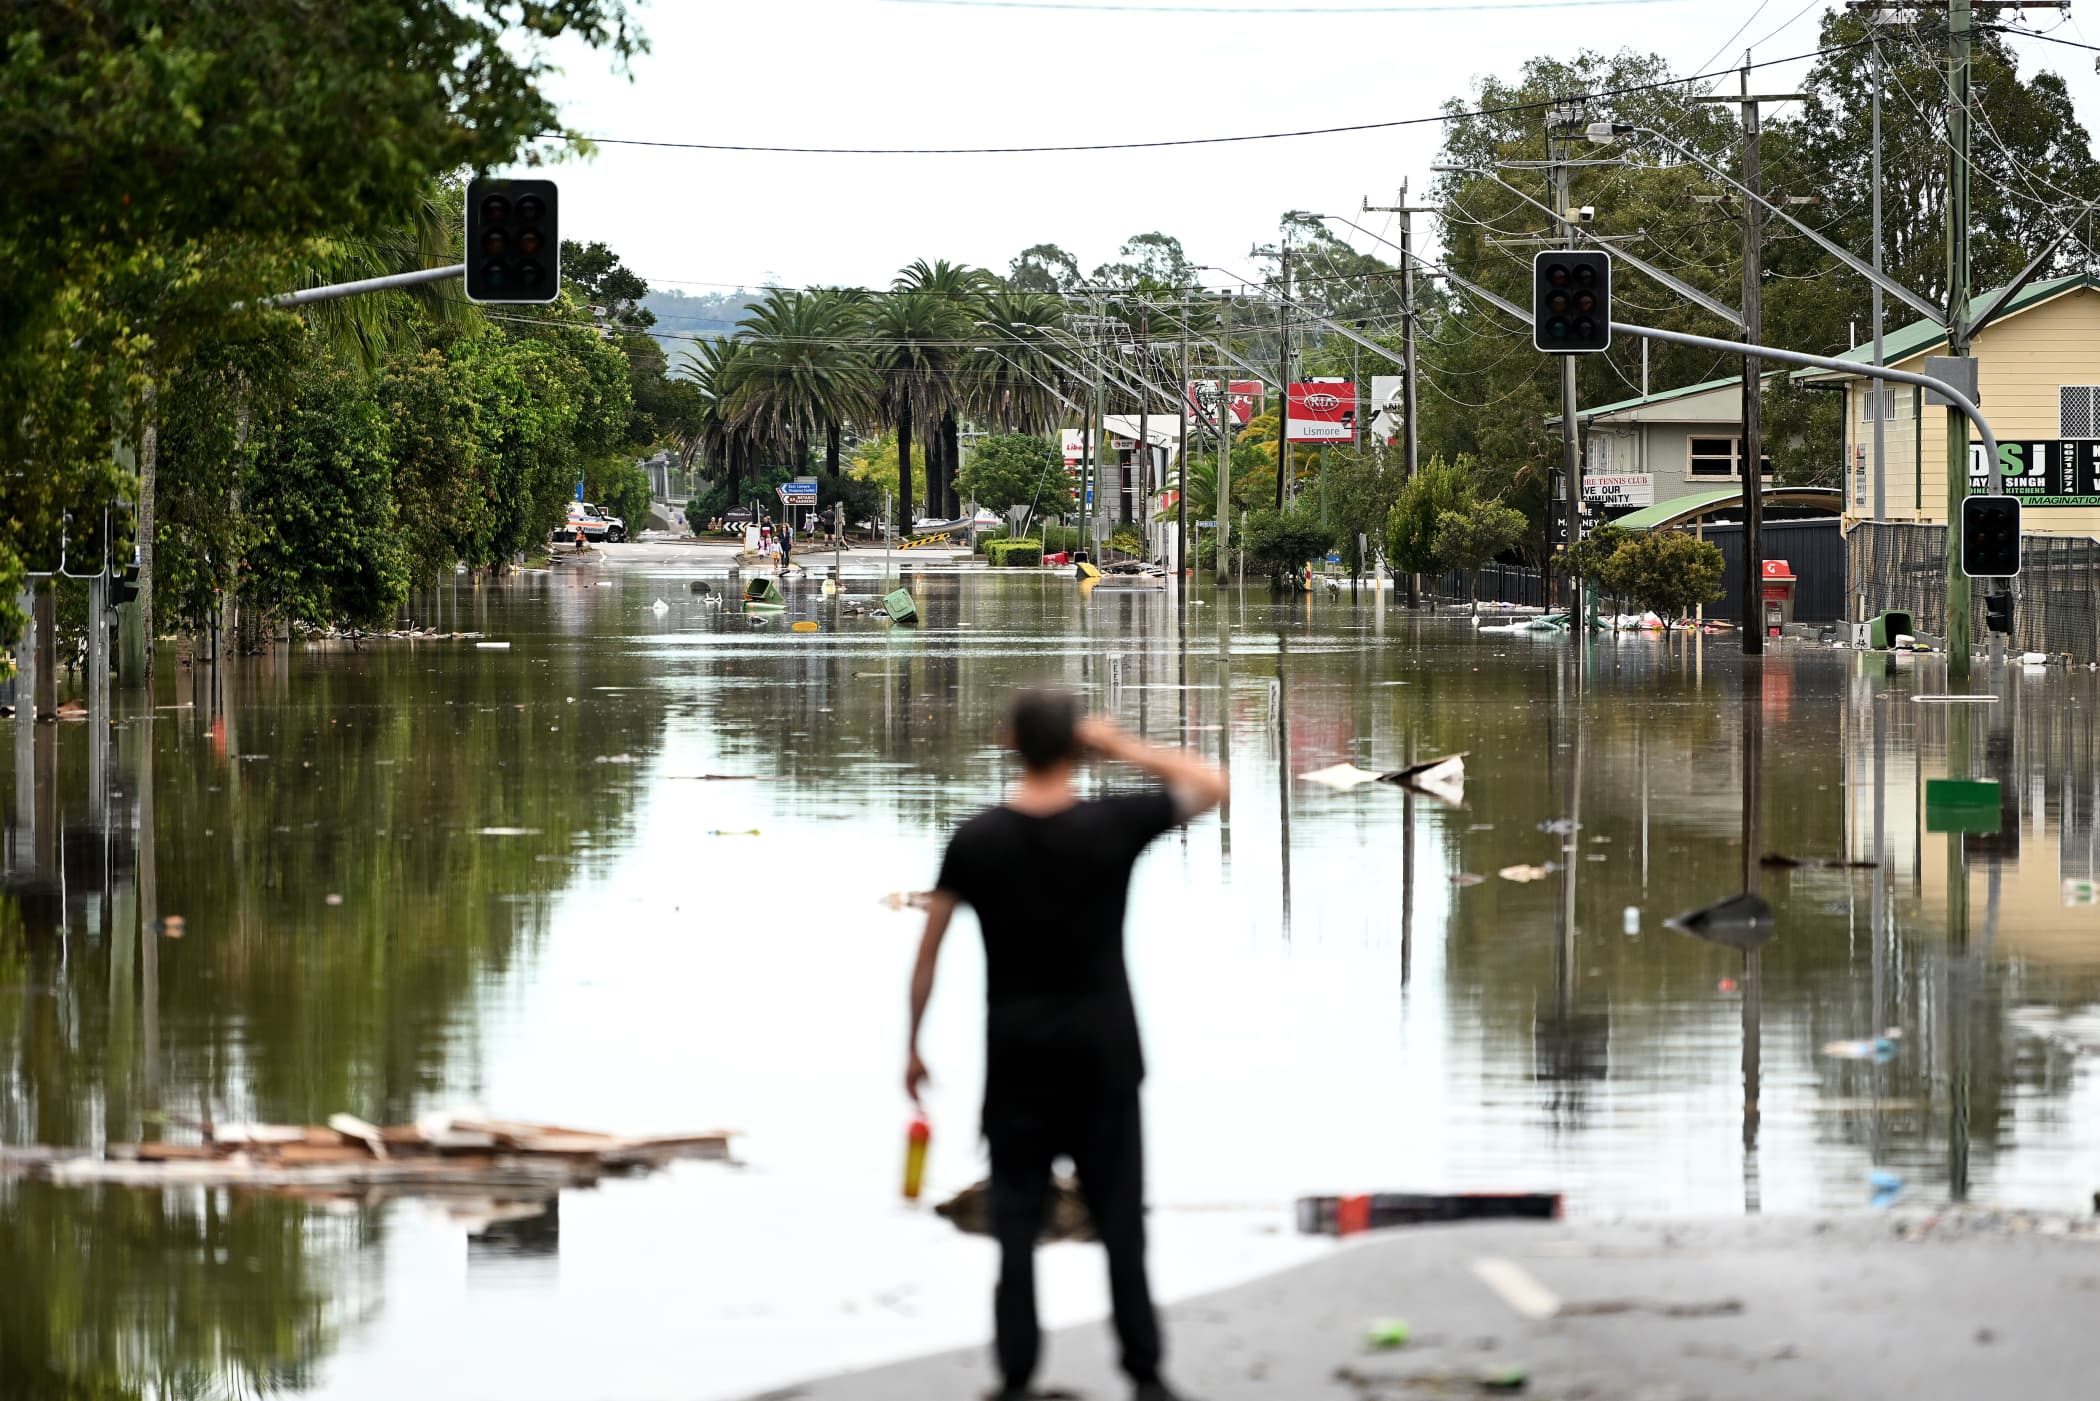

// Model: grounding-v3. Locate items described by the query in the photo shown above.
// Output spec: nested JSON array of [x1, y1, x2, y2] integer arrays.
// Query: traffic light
[[111, 559, 141, 607], [1981, 591, 2013, 635], [1960, 493, 2022, 578], [61, 505, 108, 578], [1533, 250, 1612, 354], [465, 178, 560, 304]]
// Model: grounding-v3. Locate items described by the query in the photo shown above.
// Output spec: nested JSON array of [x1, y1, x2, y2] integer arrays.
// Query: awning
[[1611, 486, 1844, 531]]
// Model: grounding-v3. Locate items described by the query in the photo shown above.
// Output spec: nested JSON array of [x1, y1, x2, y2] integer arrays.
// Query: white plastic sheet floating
[[1297, 753, 1465, 806], [475, 641, 511, 650], [651, 598, 670, 615]]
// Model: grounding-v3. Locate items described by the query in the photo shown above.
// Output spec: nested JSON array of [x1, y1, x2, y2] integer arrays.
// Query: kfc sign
[[1186, 379, 1263, 427], [1286, 381, 1356, 442]]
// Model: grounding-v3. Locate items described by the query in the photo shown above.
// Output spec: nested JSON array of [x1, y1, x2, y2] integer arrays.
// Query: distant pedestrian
[[906, 691, 1226, 1401], [780, 524, 794, 571]]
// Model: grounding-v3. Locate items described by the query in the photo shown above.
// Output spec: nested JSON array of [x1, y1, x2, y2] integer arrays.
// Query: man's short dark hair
[[1008, 689, 1082, 771]]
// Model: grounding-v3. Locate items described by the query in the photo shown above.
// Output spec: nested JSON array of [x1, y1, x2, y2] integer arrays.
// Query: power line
[[883, 0, 1692, 11], [549, 38, 1872, 156]]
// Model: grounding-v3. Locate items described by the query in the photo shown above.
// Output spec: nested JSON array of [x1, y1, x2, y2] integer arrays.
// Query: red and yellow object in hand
[[902, 1115, 931, 1201]]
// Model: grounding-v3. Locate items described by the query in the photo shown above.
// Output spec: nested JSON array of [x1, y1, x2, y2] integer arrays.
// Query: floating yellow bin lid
[[791, 620, 820, 633]]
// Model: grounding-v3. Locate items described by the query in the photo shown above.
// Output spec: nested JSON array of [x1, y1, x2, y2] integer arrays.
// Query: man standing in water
[[907, 690, 1228, 1401]]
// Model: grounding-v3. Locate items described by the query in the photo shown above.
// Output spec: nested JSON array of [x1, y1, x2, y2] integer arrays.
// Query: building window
[[1687, 436, 1773, 478], [2062, 385, 2100, 440], [1860, 387, 1899, 422]]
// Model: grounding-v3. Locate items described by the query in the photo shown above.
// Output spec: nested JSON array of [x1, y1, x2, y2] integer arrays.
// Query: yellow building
[[1806, 273, 2100, 534]]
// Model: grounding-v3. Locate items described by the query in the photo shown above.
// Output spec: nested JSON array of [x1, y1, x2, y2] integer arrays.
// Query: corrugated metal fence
[[1847, 521, 2100, 663]]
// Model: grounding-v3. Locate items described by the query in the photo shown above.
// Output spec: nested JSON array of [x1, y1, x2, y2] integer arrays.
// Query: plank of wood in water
[[327, 1113, 391, 1159], [132, 1142, 223, 1162]]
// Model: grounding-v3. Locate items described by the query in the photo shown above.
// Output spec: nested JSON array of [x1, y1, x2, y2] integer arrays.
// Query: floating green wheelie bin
[[1869, 609, 1915, 649]]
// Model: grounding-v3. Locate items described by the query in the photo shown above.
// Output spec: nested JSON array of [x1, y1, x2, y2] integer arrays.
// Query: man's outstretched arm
[[1078, 716, 1229, 819], [904, 890, 957, 1106]]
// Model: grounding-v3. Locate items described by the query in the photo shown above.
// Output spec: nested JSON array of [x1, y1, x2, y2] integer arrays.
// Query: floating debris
[[474, 641, 511, 650], [936, 1176, 1093, 1242], [1298, 1192, 1562, 1237], [650, 598, 670, 615], [1536, 818, 1580, 836], [475, 827, 543, 837], [1760, 853, 1879, 870], [1299, 754, 1466, 805], [157, 915, 186, 939], [1823, 1029, 1904, 1062], [0, 1111, 734, 1200], [707, 829, 761, 837], [1449, 873, 1486, 888], [1497, 864, 1554, 884], [1365, 1318, 1413, 1350], [592, 754, 638, 765], [1667, 892, 1775, 951]]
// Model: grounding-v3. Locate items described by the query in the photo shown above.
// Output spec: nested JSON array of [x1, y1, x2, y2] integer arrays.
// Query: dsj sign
[[1967, 440, 2100, 506]]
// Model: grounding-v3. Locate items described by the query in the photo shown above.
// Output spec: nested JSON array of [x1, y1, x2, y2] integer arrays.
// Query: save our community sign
[[1968, 441, 2100, 506]]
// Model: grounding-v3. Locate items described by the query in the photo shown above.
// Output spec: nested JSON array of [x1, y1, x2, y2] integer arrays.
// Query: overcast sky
[[531, 0, 2100, 297]]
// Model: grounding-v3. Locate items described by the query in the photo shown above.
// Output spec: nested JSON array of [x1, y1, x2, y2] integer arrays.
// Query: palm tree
[[894, 259, 990, 518], [677, 336, 755, 508], [970, 291, 1071, 434], [863, 291, 962, 534], [728, 287, 877, 500]]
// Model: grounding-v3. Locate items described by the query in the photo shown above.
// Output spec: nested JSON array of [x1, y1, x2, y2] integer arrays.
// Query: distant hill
[[643, 288, 764, 361]]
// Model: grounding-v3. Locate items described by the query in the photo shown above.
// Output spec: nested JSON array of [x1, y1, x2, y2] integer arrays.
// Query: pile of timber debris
[[0, 1110, 734, 1200]]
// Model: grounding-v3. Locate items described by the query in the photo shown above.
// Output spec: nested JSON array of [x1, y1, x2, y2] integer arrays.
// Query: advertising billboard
[[1967, 440, 2100, 506], [1186, 379, 1263, 428], [1060, 428, 1090, 468], [1367, 376, 1404, 444], [1286, 381, 1356, 442]]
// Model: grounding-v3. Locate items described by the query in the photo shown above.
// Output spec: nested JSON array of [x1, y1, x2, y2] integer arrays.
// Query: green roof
[[1611, 486, 1844, 531], [1815, 272, 2099, 373]]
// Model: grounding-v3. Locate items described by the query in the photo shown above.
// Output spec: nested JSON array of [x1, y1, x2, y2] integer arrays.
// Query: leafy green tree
[[585, 459, 652, 536], [1595, 529, 1725, 623], [1387, 456, 1478, 576], [956, 435, 1073, 527], [241, 357, 406, 629], [1006, 243, 1082, 293], [1433, 502, 1528, 610], [1, 0, 642, 647], [1242, 505, 1334, 588], [563, 240, 656, 331], [1319, 443, 1409, 579]]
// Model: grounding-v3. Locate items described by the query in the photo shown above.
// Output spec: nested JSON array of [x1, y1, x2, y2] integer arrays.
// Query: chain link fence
[[1847, 521, 2100, 663]]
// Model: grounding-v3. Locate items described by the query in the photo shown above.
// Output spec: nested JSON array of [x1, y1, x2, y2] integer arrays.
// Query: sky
[[528, 0, 2100, 298]]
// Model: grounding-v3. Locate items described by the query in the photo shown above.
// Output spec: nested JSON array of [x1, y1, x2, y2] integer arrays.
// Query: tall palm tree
[[677, 336, 755, 506], [863, 291, 962, 534], [728, 287, 877, 498], [969, 291, 1071, 435], [894, 259, 990, 518]]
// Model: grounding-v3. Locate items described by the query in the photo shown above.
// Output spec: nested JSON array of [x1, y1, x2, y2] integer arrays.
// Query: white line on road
[[1473, 1256, 1562, 1320]]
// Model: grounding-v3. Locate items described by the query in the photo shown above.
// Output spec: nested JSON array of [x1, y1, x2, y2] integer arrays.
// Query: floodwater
[[5, 563, 2100, 1400]]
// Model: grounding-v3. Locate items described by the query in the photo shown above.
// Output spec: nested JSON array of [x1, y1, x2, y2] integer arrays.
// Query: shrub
[[985, 538, 1044, 568], [1242, 505, 1334, 587]]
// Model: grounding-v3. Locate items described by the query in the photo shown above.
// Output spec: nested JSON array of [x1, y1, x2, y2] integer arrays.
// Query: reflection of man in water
[[907, 690, 1228, 1401]]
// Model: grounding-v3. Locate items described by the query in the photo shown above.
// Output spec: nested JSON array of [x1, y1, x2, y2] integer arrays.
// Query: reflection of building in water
[[1848, 665, 2100, 970]]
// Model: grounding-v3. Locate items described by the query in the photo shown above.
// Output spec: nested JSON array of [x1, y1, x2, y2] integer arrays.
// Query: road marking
[[1473, 1257, 1562, 1320]]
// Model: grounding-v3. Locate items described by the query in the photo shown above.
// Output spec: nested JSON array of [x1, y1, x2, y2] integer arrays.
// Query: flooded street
[[7, 563, 2100, 1400]]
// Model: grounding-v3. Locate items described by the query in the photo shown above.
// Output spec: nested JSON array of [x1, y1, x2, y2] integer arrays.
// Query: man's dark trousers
[[985, 1088, 1160, 1388]]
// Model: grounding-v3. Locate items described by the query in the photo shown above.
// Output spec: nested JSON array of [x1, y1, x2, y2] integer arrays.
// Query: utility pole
[[1176, 289, 1190, 588], [1365, 184, 1438, 606], [1548, 102, 1584, 625], [1133, 307, 1150, 537], [1278, 246, 1292, 508], [1945, 0, 1976, 680], [1870, 16, 1887, 520], [1217, 291, 1234, 583], [1694, 68, 1808, 657], [1741, 57, 1767, 657]]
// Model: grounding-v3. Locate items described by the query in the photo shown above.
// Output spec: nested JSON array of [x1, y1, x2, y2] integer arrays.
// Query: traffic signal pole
[[1944, 0, 1977, 680]]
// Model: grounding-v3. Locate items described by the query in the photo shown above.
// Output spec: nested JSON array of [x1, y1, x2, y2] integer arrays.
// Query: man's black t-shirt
[[936, 790, 1180, 1107]]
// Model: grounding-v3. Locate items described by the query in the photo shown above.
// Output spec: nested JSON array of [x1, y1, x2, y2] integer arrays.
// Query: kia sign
[[1187, 379, 1263, 427], [1286, 381, 1356, 442]]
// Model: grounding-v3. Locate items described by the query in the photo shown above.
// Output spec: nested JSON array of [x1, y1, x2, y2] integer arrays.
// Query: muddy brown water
[[5, 565, 2098, 1398]]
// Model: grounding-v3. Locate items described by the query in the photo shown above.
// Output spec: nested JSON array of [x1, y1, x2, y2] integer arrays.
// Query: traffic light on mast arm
[[1960, 493, 2022, 578], [1533, 250, 1612, 354], [465, 178, 560, 304]]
